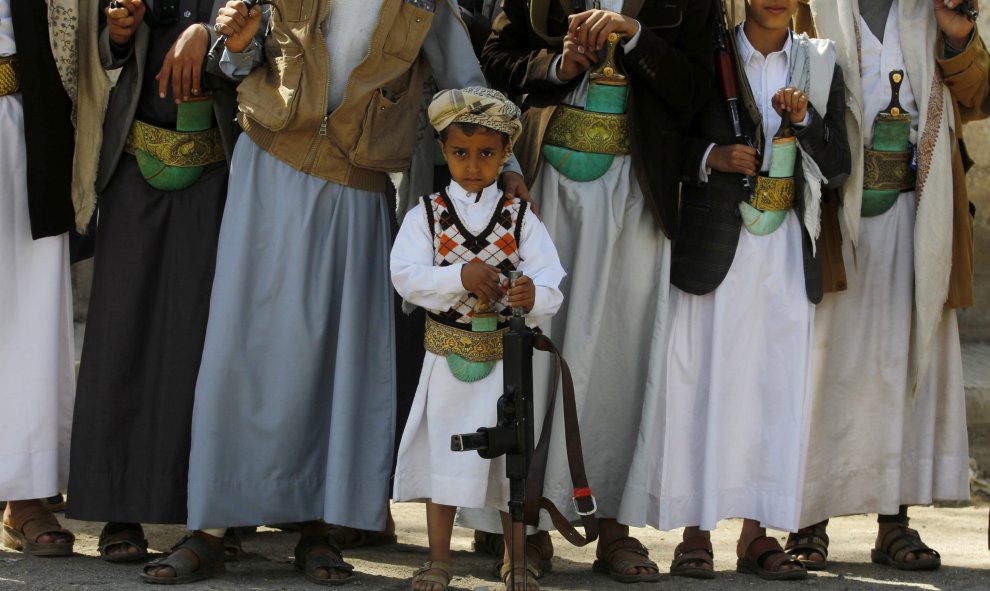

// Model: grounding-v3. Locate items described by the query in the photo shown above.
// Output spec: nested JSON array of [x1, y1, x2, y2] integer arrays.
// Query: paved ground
[[2, 504, 990, 590]]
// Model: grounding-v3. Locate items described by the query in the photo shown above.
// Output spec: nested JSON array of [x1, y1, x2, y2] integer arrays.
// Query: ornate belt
[[124, 119, 225, 168], [544, 104, 630, 155], [751, 176, 796, 211], [863, 148, 915, 192], [0, 55, 20, 97], [424, 315, 506, 363]]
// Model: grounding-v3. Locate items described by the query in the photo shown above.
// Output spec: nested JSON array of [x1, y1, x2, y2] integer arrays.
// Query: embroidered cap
[[428, 87, 523, 148]]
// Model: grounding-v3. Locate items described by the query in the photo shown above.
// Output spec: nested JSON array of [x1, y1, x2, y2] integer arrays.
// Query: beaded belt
[[424, 315, 506, 363], [751, 176, 796, 211], [0, 55, 20, 96], [544, 104, 630, 155], [124, 119, 225, 168], [863, 148, 916, 192]]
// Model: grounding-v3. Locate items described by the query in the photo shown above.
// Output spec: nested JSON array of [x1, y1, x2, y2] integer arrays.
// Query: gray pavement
[[2, 504, 990, 590]]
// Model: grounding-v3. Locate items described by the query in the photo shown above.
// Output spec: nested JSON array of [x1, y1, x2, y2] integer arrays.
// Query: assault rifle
[[452, 271, 598, 590], [714, 0, 757, 194]]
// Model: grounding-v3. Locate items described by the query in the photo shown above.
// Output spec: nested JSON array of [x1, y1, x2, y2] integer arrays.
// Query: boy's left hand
[[772, 87, 809, 125], [157, 23, 209, 102], [506, 274, 536, 311]]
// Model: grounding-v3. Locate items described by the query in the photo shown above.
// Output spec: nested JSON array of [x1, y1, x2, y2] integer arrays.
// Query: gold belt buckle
[[863, 149, 916, 191], [751, 176, 796, 211], [424, 316, 505, 362], [544, 105, 630, 155], [124, 120, 225, 168], [0, 55, 21, 97]]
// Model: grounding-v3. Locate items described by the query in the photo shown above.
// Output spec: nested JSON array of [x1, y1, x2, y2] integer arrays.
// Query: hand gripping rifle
[[957, 0, 979, 22], [452, 270, 598, 590], [714, 0, 756, 194]]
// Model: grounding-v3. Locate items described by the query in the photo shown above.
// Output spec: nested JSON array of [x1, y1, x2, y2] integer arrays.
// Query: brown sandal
[[785, 521, 829, 570], [592, 536, 661, 583], [500, 560, 540, 590], [493, 531, 554, 579], [2, 501, 74, 557], [670, 535, 715, 579], [412, 560, 453, 590], [871, 526, 941, 571], [736, 535, 807, 580], [293, 533, 355, 586]]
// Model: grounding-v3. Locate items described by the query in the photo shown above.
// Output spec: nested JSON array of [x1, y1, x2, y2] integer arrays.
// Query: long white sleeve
[[516, 209, 565, 327], [391, 204, 467, 313]]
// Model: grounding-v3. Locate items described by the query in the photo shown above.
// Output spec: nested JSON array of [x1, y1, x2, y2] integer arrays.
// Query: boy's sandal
[[736, 536, 807, 581], [500, 561, 540, 591], [293, 533, 355, 586], [785, 522, 829, 571], [493, 532, 554, 579], [412, 560, 453, 590], [98, 522, 149, 563], [591, 536, 661, 583], [327, 525, 398, 550], [670, 536, 716, 580], [870, 526, 941, 571], [2, 503, 74, 557], [140, 534, 225, 585], [473, 530, 505, 557]]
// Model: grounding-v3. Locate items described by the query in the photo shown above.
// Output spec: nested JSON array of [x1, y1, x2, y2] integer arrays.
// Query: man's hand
[[106, 0, 146, 46], [707, 144, 760, 177], [461, 262, 503, 303], [506, 274, 536, 311], [556, 34, 596, 82], [772, 87, 809, 125], [499, 171, 541, 218], [215, 0, 263, 54], [935, 0, 979, 50], [567, 10, 640, 54], [157, 24, 210, 102]]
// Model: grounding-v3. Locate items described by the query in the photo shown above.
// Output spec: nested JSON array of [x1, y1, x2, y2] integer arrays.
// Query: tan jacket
[[236, 1, 437, 193], [795, 3, 990, 307]]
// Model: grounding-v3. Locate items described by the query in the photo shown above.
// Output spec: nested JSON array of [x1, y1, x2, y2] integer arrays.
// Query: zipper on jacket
[[302, 0, 332, 172]]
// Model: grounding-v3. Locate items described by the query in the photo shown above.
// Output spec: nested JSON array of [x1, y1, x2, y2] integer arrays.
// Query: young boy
[[641, 0, 849, 580], [391, 87, 565, 591]]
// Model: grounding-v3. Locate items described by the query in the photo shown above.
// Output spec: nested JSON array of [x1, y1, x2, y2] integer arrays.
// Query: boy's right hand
[[215, 0, 263, 54], [461, 262, 502, 304], [707, 144, 760, 177], [106, 0, 146, 46]]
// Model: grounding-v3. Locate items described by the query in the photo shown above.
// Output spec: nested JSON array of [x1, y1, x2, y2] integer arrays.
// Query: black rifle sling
[[524, 334, 599, 547]]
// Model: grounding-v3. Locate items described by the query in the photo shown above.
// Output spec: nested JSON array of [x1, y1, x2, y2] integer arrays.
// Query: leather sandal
[[670, 535, 716, 580], [473, 530, 505, 557], [500, 560, 540, 590], [411, 560, 453, 590], [98, 522, 149, 563], [293, 533, 355, 586], [591, 536, 661, 583], [785, 521, 829, 570], [493, 531, 553, 579], [871, 526, 941, 571], [327, 524, 397, 550], [736, 535, 807, 581], [222, 528, 243, 562], [2, 501, 74, 557], [140, 534, 225, 585]]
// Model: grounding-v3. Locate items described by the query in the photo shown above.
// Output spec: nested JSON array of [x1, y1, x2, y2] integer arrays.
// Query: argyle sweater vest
[[423, 191, 528, 325]]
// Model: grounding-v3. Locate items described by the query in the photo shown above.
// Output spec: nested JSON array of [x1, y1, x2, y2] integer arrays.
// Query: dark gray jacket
[[672, 63, 850, 304], [96, 0, 238, 193]]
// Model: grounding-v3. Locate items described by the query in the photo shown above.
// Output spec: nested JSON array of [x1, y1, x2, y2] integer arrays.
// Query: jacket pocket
[[237, 21, 308, 132], [349, 62, 425, 172], [382, 2, 434, 62]]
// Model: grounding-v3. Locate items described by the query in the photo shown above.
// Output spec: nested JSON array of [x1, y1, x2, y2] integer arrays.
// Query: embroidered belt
[[0, 56, 20, 96], [124, 119, 225, 168], [751, 176, 796, 211], [424, 315, 506, 363], [863, 148, 915, 192], [544, 105, 630, 155]]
